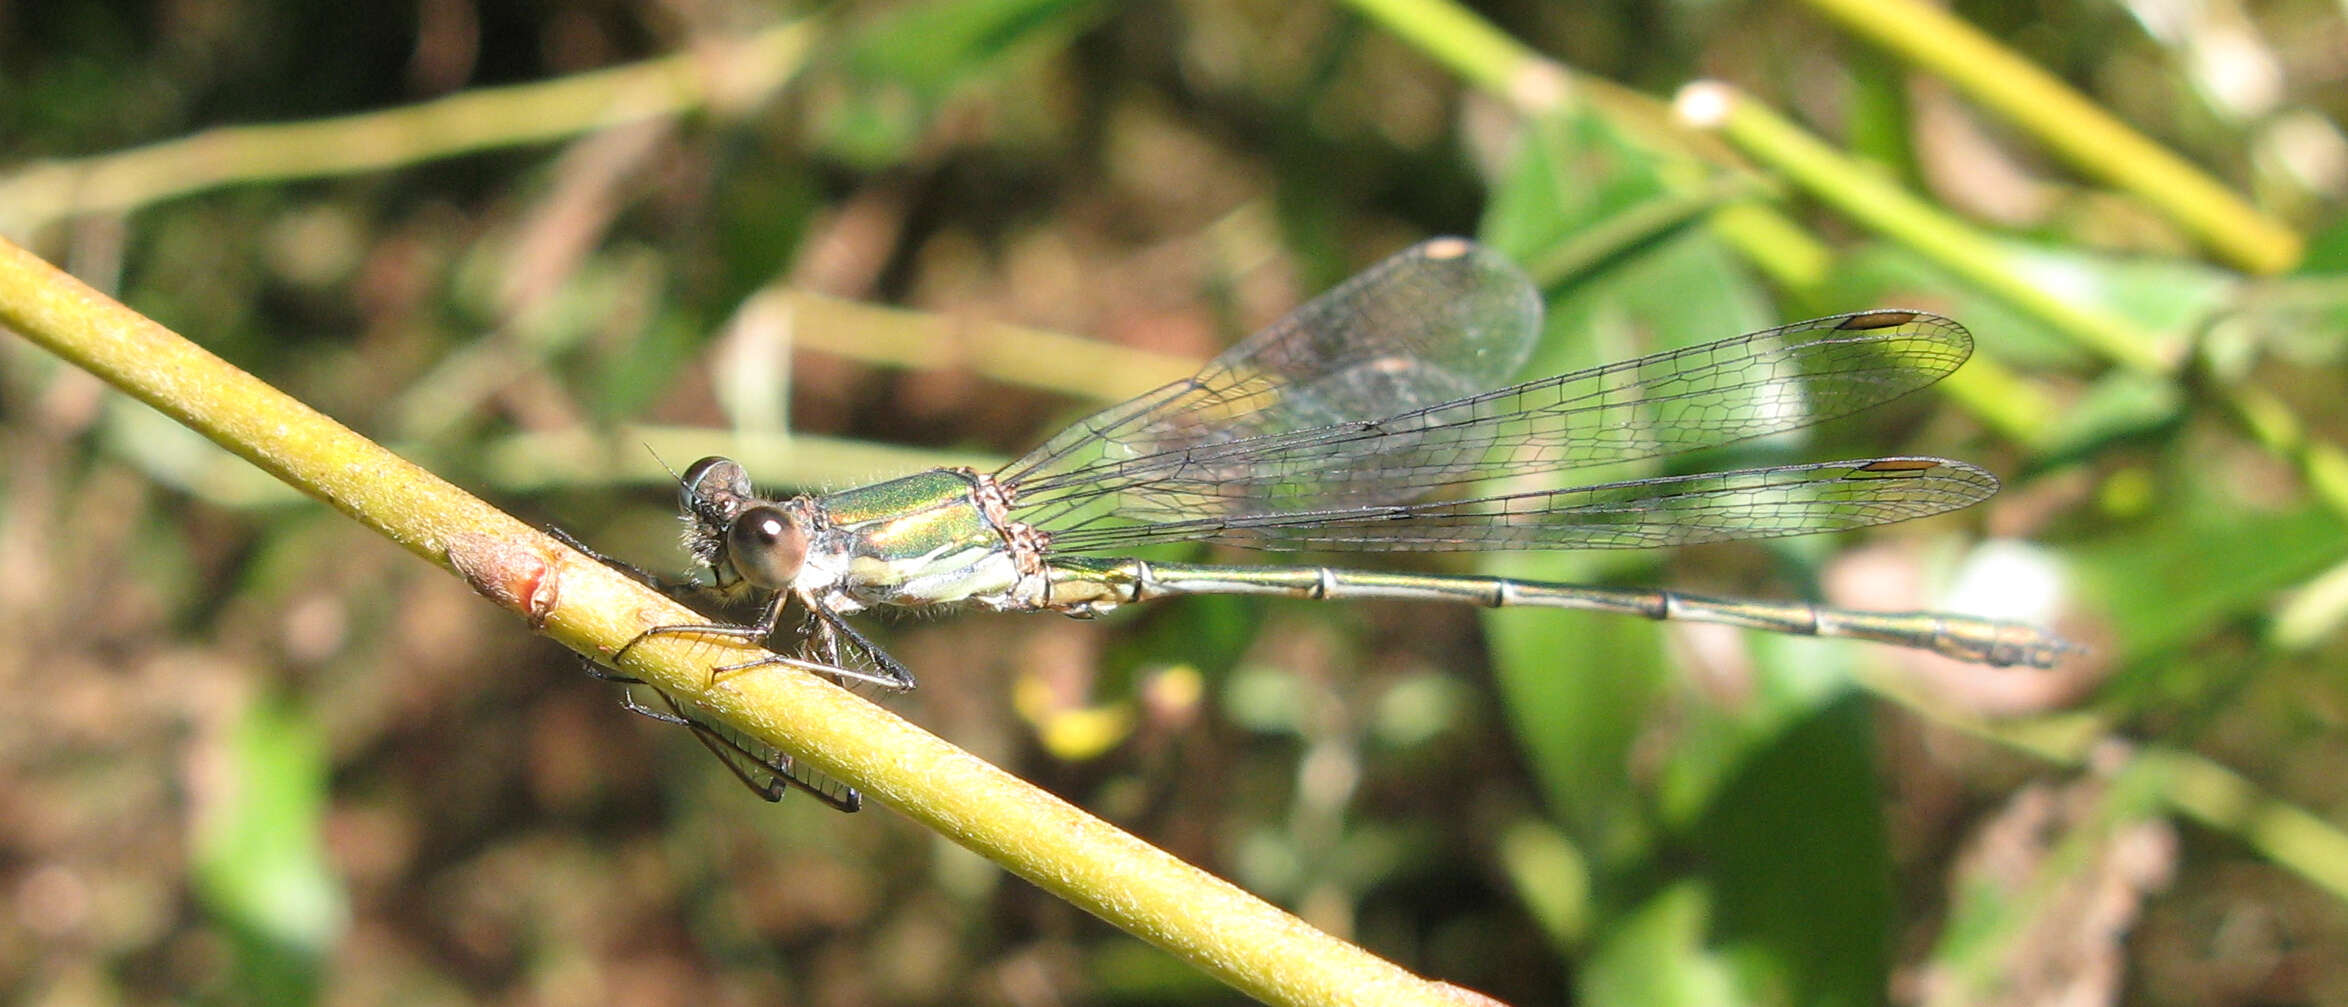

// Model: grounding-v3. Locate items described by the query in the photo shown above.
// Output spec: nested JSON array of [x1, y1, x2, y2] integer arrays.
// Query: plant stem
[[1336, 0, 1573, 114], [778, 289, 1201, 401], [0, 236, 1496, 1007], [1798, 0, 2301, 275], [1677, 82, 2175, 375], [0, 18, 819, 235]]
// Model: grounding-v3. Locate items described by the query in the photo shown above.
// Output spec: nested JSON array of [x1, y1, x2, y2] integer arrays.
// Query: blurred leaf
[[809, 85, 927, 169], [2000, 241, 2237, 334], [1687, 694, 1891, 1007], [2296, 216, 2348, 275], [589, 308, 707, 421], [1842, 239, 2234, 372], [847, 0, 1110, 99], [1541, 232, 1773, 374], [2037, 370, 2187, 463], [1650, 634, 1859, 828], [1478, 108, 1773, 860], [2211, 272, 2348, 378], [192, 694, 344, 998], [1580, 883, 1744, 1007], [1481, 111, 1672, 279], [1484, 586, 1667, 855], [712, 162, 825, 302], [1498, 816, 1594, 949], [1842, 46, 1919, 185], [2075, 495, 2348, 662], [1484, 108, 1773, 385]]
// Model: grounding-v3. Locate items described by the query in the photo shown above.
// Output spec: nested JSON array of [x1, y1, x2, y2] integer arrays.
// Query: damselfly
[[600, 237, 2075, 808]]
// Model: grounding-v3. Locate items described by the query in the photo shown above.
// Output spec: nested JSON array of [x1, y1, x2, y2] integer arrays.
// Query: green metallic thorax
[[803, 469, 1030, 611]]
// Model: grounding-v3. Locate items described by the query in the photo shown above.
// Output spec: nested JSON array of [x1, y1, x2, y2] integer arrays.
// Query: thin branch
[[1798, 0, 2302, 275], [776, 288, 1202, 403], [1678, 82, 2348, 534], [0, 236, 1504, 1007], [0, 18, 819, 236], [1675, 81, 2176, 375]]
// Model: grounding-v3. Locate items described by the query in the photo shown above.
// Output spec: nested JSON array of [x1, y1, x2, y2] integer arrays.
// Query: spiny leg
[[614, 686, 863, 811], [610, 589, 791, 687], [557, 529, 867, 809], [545, 524, 706, 601], [610, 586, 916, 695], [794, 594, 918, 693], [552, 523, 739, 697]]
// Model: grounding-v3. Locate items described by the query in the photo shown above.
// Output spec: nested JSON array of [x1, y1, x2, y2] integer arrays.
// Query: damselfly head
[[679, 456, 764, 582], [680, 456, 757, 522], [725, 506, 808, 589]]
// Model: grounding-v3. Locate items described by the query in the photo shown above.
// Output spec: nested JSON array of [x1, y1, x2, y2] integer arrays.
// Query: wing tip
[[1830, 308, 1973, 348], [1848, 456, 2001, 491], [1836, 309, 1931, 331]]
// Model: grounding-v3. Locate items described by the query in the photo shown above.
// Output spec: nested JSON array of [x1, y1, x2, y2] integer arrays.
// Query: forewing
[[999, 238, 1543, 519], [1041, 457, 1998, 554], [1012, 305, 1974, 542]]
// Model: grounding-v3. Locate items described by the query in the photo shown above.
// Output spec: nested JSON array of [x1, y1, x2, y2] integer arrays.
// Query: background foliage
[[4, 0, 2347, 1003]]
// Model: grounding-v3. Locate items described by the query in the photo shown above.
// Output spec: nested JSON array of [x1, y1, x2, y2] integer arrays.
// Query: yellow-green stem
[[0, 236, 1490, 1007], [779, 289, 1201, 401], [1334, 0, 1573, 114], [1799, 0, 2301, 274], [1678, 82, 2174, 375], [0, 19, 818, 235], [2141, 748, 2348, 900], [1684, 83, 2348, 527]]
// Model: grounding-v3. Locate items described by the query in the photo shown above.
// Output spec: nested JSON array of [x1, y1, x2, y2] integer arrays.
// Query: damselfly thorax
[[680, 460, 1058, 617]]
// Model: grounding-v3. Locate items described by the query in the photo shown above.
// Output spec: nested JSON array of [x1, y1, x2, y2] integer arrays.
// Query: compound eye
[[726, 506, 807, 589], [680, 456, 753, 515]]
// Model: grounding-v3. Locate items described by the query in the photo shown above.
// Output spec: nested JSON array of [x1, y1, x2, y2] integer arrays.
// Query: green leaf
[[1840, 239, 2236, 369], [2295, 216, 2348, 275], [848, 0, 1109, 98], [191, 693, 345, 998], [1580, 883, 1745, 1007], [1687, 694, 1892, 1007], [1484, 583, 1667, 857], [1477, 109, 1775, 865], [2073, 496, 2348, 663]]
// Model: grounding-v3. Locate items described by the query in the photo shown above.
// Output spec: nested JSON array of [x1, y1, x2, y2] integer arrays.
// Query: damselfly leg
[[558, 522, 899, 808], [614, 684, 862, 811]]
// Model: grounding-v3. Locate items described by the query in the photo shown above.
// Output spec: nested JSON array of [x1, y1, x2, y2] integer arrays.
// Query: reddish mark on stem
[[448, 533, 561, 629]]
